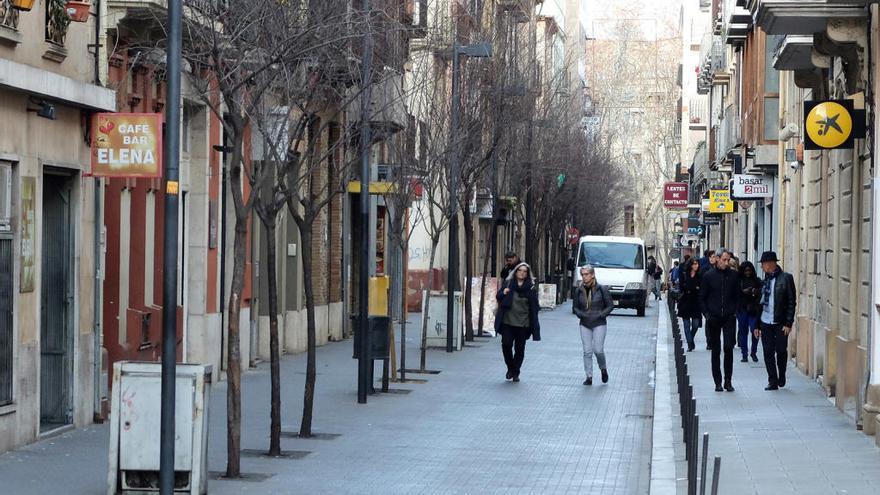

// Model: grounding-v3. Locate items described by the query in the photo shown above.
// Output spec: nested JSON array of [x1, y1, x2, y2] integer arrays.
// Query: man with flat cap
[[754, 251, 797, 391]]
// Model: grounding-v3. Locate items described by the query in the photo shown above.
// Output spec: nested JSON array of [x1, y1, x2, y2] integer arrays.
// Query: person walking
[[499, 251, 521, 280], [652, 265, 664, 301], [495, 262, 541, 382], [699, 249, 740, 392], [670, 260, 681, 288], [572, 265, 614, 386], [698, 249, 715, 273], [754, 252, 797, 390], [677, 257, 703, 352], [737, 261, 762, 363]]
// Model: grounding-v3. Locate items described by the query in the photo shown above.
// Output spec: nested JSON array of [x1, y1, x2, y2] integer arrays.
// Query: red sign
[[90, 113, 163, 178], [663, 182, 688, 209]]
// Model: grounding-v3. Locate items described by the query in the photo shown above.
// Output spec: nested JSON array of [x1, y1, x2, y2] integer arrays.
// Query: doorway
[[40, 172, 74, 431]]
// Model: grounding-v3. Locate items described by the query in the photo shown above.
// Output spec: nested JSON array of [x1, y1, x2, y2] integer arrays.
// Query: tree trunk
[[265, 218, 282, 456], [399, 237, 408, 381], [299, 225, 318, 438], [462, 207, 475, 341], [419, 238, 439, 371], [225, 217, 247, 478], [477, 222, 494, 336]]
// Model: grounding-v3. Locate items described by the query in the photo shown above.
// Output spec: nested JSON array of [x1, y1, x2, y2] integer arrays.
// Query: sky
[[580, 0, 682, 40]]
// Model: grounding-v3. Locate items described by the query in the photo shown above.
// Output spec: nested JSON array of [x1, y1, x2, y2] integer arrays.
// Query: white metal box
[[422, 290, 463, 350], [107, 362, 212, 494]]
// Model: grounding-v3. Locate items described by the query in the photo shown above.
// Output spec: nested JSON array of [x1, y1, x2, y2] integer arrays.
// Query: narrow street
[[0, 301, 659, 494]]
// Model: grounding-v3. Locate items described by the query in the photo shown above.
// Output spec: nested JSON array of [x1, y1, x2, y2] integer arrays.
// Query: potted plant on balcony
[[10, 0, 36, 11], [65, 1, 90, 22]]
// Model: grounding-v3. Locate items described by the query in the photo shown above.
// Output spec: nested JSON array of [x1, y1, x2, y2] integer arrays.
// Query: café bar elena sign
[[732, 174, 774, 199], [91, 113, 163, 178]]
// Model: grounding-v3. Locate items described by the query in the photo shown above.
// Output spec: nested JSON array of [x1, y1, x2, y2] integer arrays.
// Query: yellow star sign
[[806, 101, 853, 149]]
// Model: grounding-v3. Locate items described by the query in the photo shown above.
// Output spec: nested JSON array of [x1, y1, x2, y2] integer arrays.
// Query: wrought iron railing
[[0, 0, 20, 31], [45, 0, 70, 47]]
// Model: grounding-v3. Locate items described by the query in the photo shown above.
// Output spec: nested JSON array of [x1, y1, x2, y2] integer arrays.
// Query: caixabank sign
[[803, 100, 866, 150]]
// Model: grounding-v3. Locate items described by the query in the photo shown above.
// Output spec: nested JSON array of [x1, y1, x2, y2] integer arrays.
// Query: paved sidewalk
[[0, 301, 660, 494], [665, 306, 880, 495]]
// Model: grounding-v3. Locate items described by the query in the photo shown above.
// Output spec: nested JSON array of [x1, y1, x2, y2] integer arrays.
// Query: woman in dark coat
[[494, 262, 541, 382], [737, 261, 763, 363], [677, 257, 703, 352], [572, 265, 614, 386]]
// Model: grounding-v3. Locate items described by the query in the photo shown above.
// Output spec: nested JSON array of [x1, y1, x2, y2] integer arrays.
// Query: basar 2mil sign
[[732, 174, 773, 199], [90, 113, 163, 178], [804, 100, 866, 151]]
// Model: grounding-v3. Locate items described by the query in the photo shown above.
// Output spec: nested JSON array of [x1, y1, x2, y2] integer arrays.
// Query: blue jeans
[[682, 317, 701, 348], [737, 310, 760, 358]]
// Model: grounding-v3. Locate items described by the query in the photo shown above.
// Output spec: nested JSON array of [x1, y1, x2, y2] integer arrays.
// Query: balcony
[[747, 0, 866, 35], [347, 70, 408, 141], [723, 2, 752, 46], [715, 106, 741, 165], [689, 97, 708, 130], [692, 141, 709, 184], [773, 35, 815, 70]]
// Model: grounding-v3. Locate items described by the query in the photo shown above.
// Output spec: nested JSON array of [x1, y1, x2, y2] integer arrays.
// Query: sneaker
[[584, 377, 593, 386], [751, 354, 759, 363], [601, 369, 609, 384]]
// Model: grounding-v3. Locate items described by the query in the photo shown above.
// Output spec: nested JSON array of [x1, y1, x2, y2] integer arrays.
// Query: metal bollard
[[688, 414, 699, 495], [700, 432, 709, 495], [710, 456, 721, 495]]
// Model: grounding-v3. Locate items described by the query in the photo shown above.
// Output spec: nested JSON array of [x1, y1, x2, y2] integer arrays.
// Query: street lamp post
[[358, 0, 374, 403], [160, 0, 182, 492], [447, 41, 492, 353]]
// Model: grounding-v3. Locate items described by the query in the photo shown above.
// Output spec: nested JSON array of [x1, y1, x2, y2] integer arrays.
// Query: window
[[578, 242, 645, 270], [0, 163, 10, 232], [182, 104, 192, 154]]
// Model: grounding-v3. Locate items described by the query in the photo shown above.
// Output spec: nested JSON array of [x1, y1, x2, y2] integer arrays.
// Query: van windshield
[[578, 242, 645, 270]]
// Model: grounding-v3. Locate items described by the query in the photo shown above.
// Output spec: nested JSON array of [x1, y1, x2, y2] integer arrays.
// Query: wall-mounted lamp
[[27, 99, 56, 120]]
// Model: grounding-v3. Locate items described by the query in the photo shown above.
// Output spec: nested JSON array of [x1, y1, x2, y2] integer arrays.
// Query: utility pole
[[159, 0, 182, 492], [358, 0, 374, 403]]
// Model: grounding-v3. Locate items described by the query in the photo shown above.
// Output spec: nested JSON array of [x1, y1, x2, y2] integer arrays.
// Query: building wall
[[0, 3, 111, 452]]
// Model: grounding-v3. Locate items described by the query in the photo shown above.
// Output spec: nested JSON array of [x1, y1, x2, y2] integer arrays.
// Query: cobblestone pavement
[[0, 301, 659, 494], [666, 305, 880, 495]]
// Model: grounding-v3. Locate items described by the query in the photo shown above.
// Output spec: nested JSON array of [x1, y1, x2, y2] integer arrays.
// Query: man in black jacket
[[754, 251, 797, 390], [699, 249, 740, 392]]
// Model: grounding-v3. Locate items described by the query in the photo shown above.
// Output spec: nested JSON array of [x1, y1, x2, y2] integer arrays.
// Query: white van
[[574, 235, 649, 316]]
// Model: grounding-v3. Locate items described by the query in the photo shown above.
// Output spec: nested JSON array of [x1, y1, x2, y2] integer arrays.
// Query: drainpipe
[[92, 0, 104, 420], [865, 3, 880, 433]]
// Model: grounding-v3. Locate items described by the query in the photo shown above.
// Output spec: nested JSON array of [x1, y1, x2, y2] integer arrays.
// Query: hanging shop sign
[[803, 100, 866, 150], [90, 113, 163, 178], [708, 189, 733, 214], [663, 182, 688, 209], [732, 174, 774, 199]]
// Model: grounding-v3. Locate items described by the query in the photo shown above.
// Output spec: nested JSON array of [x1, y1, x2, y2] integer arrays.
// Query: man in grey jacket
[[572, 265, 614, 385]]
